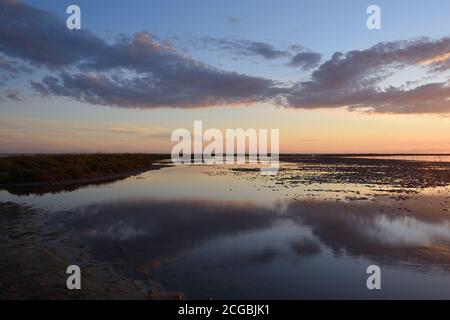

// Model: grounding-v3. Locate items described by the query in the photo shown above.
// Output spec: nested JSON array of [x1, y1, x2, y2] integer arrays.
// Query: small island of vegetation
[[0, 154, 169, 185]]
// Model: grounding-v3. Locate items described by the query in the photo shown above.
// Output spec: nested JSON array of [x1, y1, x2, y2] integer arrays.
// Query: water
[[1, 163, 450, 299]]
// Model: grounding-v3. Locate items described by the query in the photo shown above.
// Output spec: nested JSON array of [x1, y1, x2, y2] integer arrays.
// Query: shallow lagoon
[[1, 161, 450, 299]]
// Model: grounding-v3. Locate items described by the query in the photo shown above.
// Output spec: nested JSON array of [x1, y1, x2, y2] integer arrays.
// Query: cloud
[[29, 80, 49, 96], [226, 16, 240, 25], [288, 51, 322, 70], [0, 0, 107, 68], [198, 38, 323, 69], [31, 68, 281, 109], [0, 55, 31, 84], [5, 89, 21, 101], [0, 0, 282, 108], [199, 37, 290, 60], [286, 37, 450, 113], [0, 56, 18, 73], [349, 82, 450, 114]]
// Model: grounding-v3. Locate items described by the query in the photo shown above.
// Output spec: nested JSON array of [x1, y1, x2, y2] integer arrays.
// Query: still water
[[1, 163, 450, 299]]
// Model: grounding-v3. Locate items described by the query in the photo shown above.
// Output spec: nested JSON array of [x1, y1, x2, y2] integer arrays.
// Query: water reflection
[[1, 176, 127, 196], [52, 196, 450, 299]]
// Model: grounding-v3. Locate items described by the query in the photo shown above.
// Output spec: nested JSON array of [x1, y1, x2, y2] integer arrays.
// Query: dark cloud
[[226, 16, 240, 25], [0, 0, 282, 108], [243, 41, 289, 59], [0, 56, 18, 73], [0, 0, 107, 68], [200, 37, 290, 60], [349, 82, 450, 114], [29, 80, 49, 96], [5, 89, 21, 101], [0, 55, 31, 86], [288, 51, 322, 70], [199, 38, 323, 69], [32, 70, 280, 108], [286, 37, 450, 113], [0, 57, 16, 87]]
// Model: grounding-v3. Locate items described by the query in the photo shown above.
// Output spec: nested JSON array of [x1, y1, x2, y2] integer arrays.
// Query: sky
[[0, 0, 449, 153]]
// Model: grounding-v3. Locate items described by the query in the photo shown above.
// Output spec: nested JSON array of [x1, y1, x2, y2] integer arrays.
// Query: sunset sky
[[0, 0, 449, 153]]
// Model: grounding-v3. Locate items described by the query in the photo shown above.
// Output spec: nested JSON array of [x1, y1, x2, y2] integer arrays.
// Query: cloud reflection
[[55, 197, 450, 274]]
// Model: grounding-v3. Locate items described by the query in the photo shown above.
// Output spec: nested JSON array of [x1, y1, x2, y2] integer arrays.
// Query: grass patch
[[0, 154, 168, 184]]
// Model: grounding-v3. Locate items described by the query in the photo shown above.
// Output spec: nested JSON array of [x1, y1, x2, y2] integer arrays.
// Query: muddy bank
[[279, 155, 450, 189], [0, 202, 182, 300]]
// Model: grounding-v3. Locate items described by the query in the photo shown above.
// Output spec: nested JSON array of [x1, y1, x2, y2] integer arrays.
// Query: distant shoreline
[[1, 153, 450, 156]]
